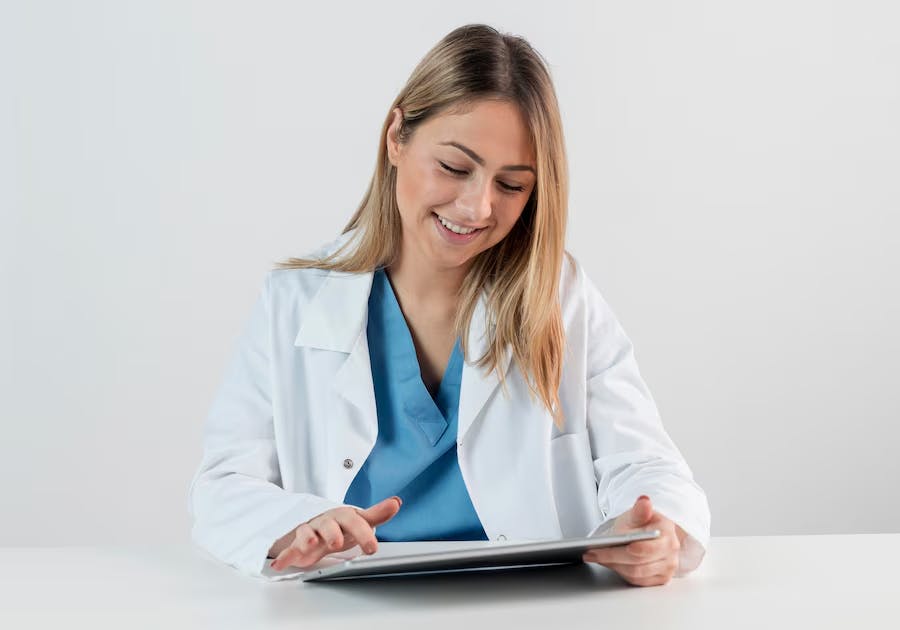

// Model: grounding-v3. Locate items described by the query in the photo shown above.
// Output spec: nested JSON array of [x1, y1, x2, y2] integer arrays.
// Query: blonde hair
[[275, 23, 571, 430]]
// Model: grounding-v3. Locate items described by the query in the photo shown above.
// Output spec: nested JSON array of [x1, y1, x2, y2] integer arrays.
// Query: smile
[[432, 213, 485, 244], [434, 213, 483, 234]]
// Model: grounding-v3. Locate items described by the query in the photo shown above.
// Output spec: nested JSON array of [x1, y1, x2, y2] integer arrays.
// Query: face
[[386, 99, 536, 272]]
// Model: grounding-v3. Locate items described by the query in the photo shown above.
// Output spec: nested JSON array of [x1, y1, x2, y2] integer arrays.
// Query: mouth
[[432, 212, 486, 244]]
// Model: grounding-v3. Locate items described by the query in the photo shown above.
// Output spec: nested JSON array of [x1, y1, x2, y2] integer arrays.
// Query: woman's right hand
[[269, 496, 402, 571]]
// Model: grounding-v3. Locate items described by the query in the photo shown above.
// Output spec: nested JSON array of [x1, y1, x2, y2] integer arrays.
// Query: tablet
[[300, 529, 660, 582]]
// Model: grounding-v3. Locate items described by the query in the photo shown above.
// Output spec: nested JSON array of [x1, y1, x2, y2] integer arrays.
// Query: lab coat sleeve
[[187, 272, 352, 581], [579, 263, 711, 577]]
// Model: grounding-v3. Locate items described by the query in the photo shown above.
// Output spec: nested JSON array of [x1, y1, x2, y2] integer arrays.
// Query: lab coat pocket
[[549, 432, 602, 538]]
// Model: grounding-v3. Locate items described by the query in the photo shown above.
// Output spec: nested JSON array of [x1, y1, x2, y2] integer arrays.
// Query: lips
[[434, 213, 484, 233], [432, 212, 484, 244]]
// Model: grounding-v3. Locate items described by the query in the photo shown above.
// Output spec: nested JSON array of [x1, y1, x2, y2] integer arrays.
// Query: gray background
[[2, 1, 897, 546]]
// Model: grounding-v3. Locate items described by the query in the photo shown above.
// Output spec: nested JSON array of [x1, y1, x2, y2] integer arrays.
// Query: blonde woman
[[188, 23, 711, 587]]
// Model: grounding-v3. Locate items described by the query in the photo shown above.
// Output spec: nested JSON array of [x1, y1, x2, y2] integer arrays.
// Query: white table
[[1, 535, 897, 629]]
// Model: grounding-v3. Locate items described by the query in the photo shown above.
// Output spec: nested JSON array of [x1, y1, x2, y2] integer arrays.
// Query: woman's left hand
[[582, 495, 688, 587]]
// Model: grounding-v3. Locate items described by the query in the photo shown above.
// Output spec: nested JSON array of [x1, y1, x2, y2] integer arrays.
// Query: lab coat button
[[343, 458, 354, 469]]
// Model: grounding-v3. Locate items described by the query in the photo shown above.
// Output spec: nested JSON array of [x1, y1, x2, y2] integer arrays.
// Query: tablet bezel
[[301, 529, 661, 582]]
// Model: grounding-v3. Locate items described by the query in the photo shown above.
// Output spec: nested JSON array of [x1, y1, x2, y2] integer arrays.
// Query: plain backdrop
[[2, 1, 898, 547]]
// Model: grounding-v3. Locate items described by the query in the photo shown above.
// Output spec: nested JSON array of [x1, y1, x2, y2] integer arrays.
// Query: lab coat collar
[[292, 233, 512, 443]]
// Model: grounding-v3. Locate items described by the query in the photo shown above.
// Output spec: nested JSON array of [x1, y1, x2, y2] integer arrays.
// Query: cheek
[[396, 164, 453, 218], [394, 165, 416, 215]]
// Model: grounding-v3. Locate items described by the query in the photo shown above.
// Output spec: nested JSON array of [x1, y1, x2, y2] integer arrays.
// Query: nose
[[454, 174, 493, 224]]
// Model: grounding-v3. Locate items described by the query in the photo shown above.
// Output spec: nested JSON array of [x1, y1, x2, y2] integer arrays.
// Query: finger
[[358, 496, 402, 527], [294, 523, 322, 555], [312, 517, 344, 552], [582, 540, 666, 566], [270, 524, 323, 571], [272, 538, 325, 571], [272, 545, 300, 571], [628, 535, 677, 558], [623, 572, 674, 587], [599, 557, 679, 582], [624, 495, 654, 529], [334, 511, 379, 554]]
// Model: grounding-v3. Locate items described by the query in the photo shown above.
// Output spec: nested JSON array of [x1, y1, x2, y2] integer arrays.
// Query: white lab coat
[[187, 229, 711, 581]]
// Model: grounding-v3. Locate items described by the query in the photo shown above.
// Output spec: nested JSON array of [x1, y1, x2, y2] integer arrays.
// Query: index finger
[[334, 510, 379, 554], [357, 497, 402, 527]]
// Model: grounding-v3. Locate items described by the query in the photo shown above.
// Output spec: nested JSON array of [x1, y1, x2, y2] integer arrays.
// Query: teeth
[[437, 215, 479, 235]]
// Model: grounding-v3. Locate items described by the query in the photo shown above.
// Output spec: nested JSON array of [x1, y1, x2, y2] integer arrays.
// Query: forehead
[[417, 100, 535, 165]]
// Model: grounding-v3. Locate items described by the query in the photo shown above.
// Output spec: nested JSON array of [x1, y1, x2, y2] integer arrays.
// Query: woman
[[188, 23, 710, 587]]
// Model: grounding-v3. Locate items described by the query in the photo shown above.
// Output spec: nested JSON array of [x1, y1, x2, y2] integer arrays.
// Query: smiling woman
[[188, 23, 711, 588], [276, 27, 570, 426], [390, 99, 538, 294]]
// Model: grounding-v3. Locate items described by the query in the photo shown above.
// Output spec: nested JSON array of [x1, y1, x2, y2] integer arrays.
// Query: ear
[[386, 107, 403, 167]]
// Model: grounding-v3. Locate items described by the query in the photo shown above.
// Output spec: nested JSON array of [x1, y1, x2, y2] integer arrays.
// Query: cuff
[[649, 497, 710, 577], [600, 487, 711, 577]]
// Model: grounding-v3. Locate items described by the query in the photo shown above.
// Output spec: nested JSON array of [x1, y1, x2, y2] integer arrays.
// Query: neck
[[386, 243, 468, 313]]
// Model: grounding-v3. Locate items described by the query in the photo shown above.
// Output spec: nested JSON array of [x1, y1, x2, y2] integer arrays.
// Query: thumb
[[626, 495, 654, 528], [358, 496, 403, 527]]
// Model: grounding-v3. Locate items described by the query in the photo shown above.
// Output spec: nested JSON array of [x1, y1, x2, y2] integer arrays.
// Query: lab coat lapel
[[294, 269, 379, 447], [293, 264, 512, 448], [457, 290, 513, 444]]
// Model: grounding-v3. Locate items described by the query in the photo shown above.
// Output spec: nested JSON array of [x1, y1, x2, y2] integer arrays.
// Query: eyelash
[[438, 161, 526, 193]]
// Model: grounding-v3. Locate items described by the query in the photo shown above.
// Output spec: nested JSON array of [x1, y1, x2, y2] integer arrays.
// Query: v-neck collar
[[370, 268, 463, 445]]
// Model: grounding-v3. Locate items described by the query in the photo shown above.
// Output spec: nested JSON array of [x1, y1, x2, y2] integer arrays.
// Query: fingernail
[[392, 495, 402, 506], [638, 495, 650, 501], [270, 560, 277, 569]]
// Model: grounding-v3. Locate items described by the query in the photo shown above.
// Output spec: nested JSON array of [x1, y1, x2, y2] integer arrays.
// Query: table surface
[[1, 534, 898, 629]]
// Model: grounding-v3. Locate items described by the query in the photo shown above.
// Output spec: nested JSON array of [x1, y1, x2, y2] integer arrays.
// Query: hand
[[582, 495, 687, 587], [269, 496, 402, 571]]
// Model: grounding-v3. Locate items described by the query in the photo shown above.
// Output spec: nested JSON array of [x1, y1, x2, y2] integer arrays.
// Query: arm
[[187, 273, 346, 580], [579, 262, 711, 576]]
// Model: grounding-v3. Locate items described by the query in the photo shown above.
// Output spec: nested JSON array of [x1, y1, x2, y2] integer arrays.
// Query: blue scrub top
[[342, 268, 488, 541]]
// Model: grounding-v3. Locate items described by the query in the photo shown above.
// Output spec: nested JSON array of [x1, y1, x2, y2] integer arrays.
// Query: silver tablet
[[301, 529, 661, 582]]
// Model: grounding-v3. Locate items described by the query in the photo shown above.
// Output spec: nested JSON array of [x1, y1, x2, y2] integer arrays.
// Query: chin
[[433, 252, 473, 271]]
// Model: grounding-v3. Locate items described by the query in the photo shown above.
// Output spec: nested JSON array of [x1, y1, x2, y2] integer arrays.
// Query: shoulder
[[558, 249, 619, 330], [558, 250, 582, 302], [262, 229, 359, 305]]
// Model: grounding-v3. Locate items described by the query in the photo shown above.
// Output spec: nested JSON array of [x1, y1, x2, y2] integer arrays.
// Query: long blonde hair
[[276, 23, 571, 430]]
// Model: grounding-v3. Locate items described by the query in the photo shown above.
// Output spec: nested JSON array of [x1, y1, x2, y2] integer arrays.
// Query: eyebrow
[[439, 141, 535, 174]]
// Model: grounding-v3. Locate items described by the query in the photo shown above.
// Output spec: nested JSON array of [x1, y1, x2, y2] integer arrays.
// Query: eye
[[438, 161, 467, 176], [438, 161, 526, 194]]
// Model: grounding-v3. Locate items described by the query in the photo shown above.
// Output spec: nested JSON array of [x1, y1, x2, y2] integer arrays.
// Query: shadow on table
[[261, 562, 632, 620]]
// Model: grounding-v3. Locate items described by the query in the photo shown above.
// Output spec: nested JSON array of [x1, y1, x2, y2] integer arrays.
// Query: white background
[[2, 1, 897, 546]]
